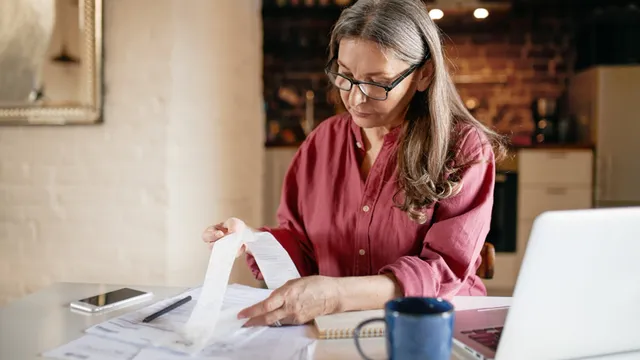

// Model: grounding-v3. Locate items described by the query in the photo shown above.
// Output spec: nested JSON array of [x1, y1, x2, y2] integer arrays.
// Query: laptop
[[453, 207, 640, 360]]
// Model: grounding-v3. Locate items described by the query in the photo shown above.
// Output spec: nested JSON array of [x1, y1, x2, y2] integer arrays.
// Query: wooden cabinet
[[484, 148, 594, 294]]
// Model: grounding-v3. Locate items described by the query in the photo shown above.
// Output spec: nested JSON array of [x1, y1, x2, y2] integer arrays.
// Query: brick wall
[[262, 6, 573, 146], [442, 16, 573, 144], [0, 0, 264, 305]]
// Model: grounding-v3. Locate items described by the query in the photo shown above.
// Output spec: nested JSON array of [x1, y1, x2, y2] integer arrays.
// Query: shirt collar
[[383, 124, 402, 144], [349, 114, 403, 149]]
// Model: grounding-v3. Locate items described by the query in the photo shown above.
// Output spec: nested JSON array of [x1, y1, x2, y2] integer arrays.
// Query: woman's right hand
[[201, 217, 248, 256]]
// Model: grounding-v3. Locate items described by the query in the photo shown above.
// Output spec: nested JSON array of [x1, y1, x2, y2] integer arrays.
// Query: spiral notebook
[[313, 309, 386, 339]]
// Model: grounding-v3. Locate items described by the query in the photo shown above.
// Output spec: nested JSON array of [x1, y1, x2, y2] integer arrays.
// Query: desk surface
[[2, 282, 635, 360], [0, 282, 514, 360]]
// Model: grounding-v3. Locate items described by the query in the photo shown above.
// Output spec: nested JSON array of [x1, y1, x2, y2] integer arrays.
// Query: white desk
[[0, 282, 510, 359], [1, 282, 633, 360]]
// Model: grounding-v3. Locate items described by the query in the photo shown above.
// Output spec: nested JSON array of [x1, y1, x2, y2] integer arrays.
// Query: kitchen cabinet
[[484, 148, 594, 294]]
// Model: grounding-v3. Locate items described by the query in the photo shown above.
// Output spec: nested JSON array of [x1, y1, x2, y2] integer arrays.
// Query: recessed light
[[429, 9, 444, 20], [474, 8, 489, 19]]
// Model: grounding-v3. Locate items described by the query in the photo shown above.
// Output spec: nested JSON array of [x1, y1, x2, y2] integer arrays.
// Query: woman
[[202, 0, 505, 328]]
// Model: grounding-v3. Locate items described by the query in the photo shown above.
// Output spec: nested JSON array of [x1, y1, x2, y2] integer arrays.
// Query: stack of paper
[[43, 230, 313, 360], [43, 284, 316, 360], [86, 285, 272, 349]]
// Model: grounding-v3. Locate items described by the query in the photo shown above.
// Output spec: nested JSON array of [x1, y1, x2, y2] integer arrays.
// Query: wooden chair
[[476, 242, 495, 279]]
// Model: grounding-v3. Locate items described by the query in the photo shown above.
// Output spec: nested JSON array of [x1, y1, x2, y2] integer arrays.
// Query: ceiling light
[[429, 9, 444, 20], [474, 8, 489, 19]]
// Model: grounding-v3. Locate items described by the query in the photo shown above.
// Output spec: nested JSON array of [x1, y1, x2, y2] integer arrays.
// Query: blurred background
[[0, 0, 638, 304]]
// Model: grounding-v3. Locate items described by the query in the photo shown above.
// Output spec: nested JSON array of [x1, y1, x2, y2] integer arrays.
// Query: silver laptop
[[453, 207, 640, 360]]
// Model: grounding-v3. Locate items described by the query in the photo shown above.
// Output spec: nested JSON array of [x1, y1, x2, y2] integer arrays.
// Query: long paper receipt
[[164, 228, 301, 354]]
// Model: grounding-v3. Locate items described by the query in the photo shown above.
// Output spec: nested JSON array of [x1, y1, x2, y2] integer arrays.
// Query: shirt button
[[356, 141, 363, 149], [359, 249, 366, 255], [362, 205, 370, 212]]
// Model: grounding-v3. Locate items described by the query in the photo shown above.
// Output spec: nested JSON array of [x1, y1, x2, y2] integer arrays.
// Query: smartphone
[[69, 287, 153, 313]]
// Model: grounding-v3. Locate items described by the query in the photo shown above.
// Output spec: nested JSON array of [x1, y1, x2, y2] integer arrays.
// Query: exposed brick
[[446, 45, 481, 59], [527, 47, 557, 60], [438, 15, 570, 143], [443, 34, 471, 46], [509, 95, 533, 107], [532, 62, 550, 74], [487, 58, 512, 72], [531, 86, 563, 99], [466, 58, 489, 72], [471, 33, 504, 45], [485, 44, 523, 59], [511, 87, 531, 98], [516, 69, 536, 80], [513, 60, 534, 71]]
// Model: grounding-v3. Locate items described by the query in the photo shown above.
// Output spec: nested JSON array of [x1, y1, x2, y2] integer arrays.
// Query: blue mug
[[353, 297, 455, 360]]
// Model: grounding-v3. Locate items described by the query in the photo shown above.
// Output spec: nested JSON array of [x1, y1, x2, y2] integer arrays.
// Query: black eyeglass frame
[[324, 54, 430, 100]]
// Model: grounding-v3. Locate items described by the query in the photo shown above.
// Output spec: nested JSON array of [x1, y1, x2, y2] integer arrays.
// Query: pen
[[142, 295, 192, 323]]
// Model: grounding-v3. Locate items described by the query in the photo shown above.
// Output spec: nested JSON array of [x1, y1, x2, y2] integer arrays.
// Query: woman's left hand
[[237, 275, 343, 327]]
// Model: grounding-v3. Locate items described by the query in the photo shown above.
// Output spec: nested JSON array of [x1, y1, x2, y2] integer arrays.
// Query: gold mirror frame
[[0, 0, 103, 125]]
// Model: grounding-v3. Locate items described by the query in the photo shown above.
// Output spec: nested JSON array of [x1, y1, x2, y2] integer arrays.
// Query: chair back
[[476, 242, 495, 279]]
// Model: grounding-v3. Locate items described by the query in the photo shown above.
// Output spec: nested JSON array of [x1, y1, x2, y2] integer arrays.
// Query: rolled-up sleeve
[[246, 147, 318, 279], [379, 130, 496, 299]]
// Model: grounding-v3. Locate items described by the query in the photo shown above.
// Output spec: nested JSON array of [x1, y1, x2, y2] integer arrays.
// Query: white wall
[[0, 0, 264, 305]]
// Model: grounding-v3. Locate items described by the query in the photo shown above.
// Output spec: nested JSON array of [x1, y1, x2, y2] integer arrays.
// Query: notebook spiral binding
[[319, 327, 385, 340]]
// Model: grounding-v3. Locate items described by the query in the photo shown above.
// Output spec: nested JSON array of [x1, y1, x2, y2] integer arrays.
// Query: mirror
[[0, 0, 102, 125]]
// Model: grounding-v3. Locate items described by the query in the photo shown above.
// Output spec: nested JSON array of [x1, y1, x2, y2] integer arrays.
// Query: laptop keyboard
[[461, 326, 503, 351]]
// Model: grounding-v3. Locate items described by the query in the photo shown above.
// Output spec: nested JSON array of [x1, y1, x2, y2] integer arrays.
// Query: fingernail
[[214, 230, 224, 237], [237, 312, 246, 319]]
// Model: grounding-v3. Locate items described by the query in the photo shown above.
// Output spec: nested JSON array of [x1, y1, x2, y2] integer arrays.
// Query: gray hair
[[329, 0, 506, 223]]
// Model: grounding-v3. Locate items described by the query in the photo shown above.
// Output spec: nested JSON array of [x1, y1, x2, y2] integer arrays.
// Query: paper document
[[47, 227, 304, 359], [171, 229, 301, 353], [178, 229, 248, 351], [43, 325, 315, 360], [247, 231, 301, 289], [86, 285, 272, 350], [132, 326, 316, 360], [42, 334, 140, 360]]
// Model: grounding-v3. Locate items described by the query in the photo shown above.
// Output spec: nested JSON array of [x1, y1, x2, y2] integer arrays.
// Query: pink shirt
[[249, 113, 495, 299]]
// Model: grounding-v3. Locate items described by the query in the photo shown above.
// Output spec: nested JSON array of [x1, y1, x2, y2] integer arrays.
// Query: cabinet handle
[[546, 187, 568, 195]]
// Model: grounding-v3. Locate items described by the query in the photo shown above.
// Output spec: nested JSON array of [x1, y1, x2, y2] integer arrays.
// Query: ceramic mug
[[353, 297, 455, 360]]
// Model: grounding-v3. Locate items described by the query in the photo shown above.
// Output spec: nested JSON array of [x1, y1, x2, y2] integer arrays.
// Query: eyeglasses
[[324, 55, 428, 101]]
